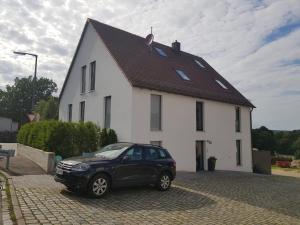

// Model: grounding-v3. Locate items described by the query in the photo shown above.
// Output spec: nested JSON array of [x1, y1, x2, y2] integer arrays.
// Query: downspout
[[250, 108, 254, 172]]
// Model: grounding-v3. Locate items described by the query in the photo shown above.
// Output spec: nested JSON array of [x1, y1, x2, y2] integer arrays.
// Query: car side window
[[158, 149, 170, 159], [145, 147, 159, 160], [125, 147, 142, 161]]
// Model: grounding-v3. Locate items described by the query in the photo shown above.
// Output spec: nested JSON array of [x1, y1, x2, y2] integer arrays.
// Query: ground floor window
[[236, 140, 242, 166]]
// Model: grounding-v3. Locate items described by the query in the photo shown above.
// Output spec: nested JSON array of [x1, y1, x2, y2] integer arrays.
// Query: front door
[[196, 141, 205, 171]]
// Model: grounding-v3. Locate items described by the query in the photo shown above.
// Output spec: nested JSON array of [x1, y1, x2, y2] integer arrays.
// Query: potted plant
[[208, 156, 217, 171]]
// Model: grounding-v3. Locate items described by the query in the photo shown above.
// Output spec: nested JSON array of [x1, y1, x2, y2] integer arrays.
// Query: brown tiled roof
[[60, 18, 254, 108]]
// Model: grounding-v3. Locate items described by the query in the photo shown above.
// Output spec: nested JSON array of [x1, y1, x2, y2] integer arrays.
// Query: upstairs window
[[90, 61, 96, 91], [154, 47, 167, 57], [216, 79, 228, 89], [81, 65, 86, 93], [195, 59, 205, 68], [196, 102, 204, 131], [176, 69, 190, 81], [235, 107, 241, 132], [150, 94, 162, 131]]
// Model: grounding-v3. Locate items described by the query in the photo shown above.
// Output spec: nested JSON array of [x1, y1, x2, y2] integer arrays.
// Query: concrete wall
[[0, 117, 18, 132], [131, 88, 253, 172], [17, 144, 55, 173], [253, 150, 271, 174], [59, 23, 133, 141]]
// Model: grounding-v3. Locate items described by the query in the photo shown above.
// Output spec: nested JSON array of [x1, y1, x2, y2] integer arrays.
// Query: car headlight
[[72, 163, 90, 171]]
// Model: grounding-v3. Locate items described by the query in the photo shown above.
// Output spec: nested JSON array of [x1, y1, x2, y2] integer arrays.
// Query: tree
[[0, 76, 57, 124], [252, 126, 276, 154], [35, 97, 59, 120], [292, 137, 300, 159]]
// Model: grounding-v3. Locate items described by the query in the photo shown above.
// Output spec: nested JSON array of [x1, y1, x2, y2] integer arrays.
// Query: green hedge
[[17, 121, 118, 158]]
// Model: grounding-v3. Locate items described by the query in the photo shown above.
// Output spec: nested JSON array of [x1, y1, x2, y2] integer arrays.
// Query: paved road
[[10, 171, 300, 225]]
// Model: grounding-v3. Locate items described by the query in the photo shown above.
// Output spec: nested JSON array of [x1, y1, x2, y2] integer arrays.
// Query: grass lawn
[[272, 165, 300, 173]]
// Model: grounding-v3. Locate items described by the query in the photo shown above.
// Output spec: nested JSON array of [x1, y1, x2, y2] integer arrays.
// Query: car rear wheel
[[88, 174, 110, 198], [157, 172, 171, 191]]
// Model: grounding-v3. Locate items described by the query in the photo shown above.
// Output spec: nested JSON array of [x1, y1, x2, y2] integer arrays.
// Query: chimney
[[172, 40, 181, 52]]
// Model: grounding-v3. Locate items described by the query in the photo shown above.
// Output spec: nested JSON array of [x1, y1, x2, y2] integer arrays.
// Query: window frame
[[235, 107, 241, 132], [68, 104, 72, 122], [175, 69, 191, 81], [79, 101, 85, 122], [90, 61, 96, 91], [150, 94, 162, 131], [196, 101, 204, 131], [154, 47, 167, 57], [81, 65, 86, 93], [236, 140, 242, 166], [194, 59, 205, 68], [150, 141, 162, 147], [216, 79, 228, 89], [104, 96, 111, 128]]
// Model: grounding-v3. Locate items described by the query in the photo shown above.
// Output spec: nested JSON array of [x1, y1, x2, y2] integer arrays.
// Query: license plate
[[56, 168, 63, 175]]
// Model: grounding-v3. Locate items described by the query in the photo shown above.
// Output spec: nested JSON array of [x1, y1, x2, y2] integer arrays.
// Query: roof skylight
[[195, 59, 205, 68], [155, 47, 167, 57], [215, 79, 228, 89], [176, 69, 190, 81]]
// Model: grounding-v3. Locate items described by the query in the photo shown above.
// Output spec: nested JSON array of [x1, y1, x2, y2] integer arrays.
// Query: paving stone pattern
[[11, 172, 300, 225]]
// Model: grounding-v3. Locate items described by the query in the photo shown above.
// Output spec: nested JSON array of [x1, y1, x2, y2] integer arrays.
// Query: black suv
[[54, 143, 176, 197]]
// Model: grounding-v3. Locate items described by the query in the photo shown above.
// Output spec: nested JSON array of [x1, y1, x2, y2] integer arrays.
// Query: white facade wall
[[59, 24, 133, 141], [131, 88, 252, 172]]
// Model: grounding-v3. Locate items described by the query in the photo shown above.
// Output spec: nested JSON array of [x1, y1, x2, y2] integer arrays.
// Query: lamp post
[[13, 51, 38, 112]]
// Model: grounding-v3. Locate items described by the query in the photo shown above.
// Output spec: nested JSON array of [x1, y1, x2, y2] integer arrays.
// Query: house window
[[154, 47, 167, 57], [216, 79, 228, 89], [176, 69, 190, 81], [194, 59, 205, 68], [81, 65, 86, 93], [196, 102, 204, 131], [104, 96, 111, 128], [236, 140, 242, 166], [79, 101, 85, 122], [235, 107, 241, 132], [68, 104, 72, 122], [90, 61, 96, 91], [150, 141, 162, 147], [150, 94, 162, 131]]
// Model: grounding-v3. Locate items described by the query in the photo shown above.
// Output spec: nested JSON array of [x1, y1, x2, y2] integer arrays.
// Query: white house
[[59, 18, 255, 172]]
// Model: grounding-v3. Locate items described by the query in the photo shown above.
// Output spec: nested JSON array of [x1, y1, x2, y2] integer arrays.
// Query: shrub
[[295, 149, 300, 160], [17, 121, 118, 158]]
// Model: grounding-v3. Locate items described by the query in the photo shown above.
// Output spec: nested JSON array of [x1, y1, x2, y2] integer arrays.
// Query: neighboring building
[[0, 117, 18, 132], [59, 18, 255, 172]]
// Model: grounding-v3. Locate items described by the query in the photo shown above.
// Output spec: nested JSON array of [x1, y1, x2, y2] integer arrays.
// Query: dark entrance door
[[196, 141, 205, 171]]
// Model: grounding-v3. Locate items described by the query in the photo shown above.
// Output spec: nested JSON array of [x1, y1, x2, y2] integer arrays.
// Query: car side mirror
[[122, 155, 129, 163]]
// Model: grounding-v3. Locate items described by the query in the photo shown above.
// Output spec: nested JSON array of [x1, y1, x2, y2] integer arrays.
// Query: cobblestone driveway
[[12, 172, 300, 225]]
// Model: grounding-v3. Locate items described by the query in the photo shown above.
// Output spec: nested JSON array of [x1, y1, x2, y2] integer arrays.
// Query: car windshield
[[94, 143, 132, 159]]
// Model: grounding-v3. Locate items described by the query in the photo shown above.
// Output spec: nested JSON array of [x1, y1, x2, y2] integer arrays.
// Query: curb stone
[[0, 170, 25, 225]]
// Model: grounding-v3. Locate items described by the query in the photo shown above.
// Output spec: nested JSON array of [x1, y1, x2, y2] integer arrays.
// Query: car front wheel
[[157, 172, 171, 191], [88, 174, 110, 198]]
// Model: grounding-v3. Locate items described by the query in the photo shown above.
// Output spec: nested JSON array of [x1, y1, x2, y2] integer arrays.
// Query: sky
[[0, 0, 299, 130]]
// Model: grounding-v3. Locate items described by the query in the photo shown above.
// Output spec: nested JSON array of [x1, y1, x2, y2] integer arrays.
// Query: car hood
[[62, 156, 111, 165]]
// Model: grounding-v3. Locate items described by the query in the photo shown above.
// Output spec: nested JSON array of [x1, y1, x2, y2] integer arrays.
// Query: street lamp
[[13, 51, 38, 112]]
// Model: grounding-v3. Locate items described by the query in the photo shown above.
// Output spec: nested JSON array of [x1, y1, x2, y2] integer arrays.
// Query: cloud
[[0, 0, 300, 129]]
